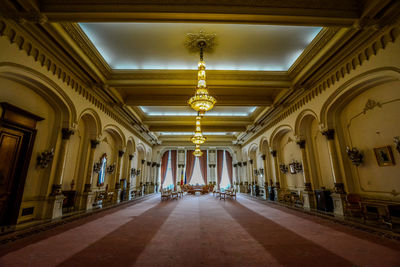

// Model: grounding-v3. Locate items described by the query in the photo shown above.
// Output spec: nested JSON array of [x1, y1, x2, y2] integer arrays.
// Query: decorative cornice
[[296, 140, 306, 149], [0, 18, 155, 146], [242, 24, 400, 146], [61, 23, 110, 77], [322, 129, 335, 140], [61, 128, 74, 140], [90, 139, 100, 148]]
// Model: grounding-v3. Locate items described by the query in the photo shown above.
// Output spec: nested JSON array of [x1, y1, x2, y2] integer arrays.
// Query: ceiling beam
[[39, 0, 360, 26], [125, 95, 274, 106], [150, 125, 246, 132]]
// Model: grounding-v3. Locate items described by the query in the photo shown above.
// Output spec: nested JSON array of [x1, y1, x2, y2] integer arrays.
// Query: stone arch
[[294, 109, 319, 138], [103, 124, 125, 149], [0, 63, 77, 128], [269, 124, 293, 150], [321, 67, 400, 195], [79, 108, 102, 139], [320, 67, 400, 129]]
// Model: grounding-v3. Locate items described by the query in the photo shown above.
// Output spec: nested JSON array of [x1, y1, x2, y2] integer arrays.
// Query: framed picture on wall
[[374, 146, 395, 166]]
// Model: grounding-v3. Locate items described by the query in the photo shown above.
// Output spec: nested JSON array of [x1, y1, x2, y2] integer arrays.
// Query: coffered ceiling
[[79, 23, 322, 71], [2, 0, 398, 147]]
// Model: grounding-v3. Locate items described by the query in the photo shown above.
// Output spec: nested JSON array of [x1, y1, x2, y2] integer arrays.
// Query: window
[[190, 157, 205, 185], [220, 152, 231, 189], [162, 151, 174, 189]]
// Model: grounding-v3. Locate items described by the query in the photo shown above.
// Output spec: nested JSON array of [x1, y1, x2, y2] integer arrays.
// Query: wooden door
[[0, 127, 28, 225]]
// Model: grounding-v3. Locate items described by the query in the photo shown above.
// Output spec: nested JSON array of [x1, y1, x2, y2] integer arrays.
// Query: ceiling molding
[[37, 0, 360, 26]]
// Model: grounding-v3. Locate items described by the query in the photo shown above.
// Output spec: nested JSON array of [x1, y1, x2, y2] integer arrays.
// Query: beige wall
[[241, 28, 400, 201], [339, 81, 400, 196]]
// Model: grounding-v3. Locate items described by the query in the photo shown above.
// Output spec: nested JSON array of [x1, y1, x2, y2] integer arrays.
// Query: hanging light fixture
[[191, 115, 206, 145], [193, 144, 203, 157], [187, 40, 216, 116]]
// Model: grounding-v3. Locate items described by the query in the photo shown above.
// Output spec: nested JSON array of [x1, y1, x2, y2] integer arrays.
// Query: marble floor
[[1, 194, 400, 267]]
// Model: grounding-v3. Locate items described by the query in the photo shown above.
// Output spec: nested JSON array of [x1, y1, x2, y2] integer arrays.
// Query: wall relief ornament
[[346, 146, 363, 166], [363, 99, 382, 114]]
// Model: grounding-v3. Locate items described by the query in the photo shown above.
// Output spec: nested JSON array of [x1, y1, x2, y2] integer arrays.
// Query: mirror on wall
[[98, 153, 107, 186]]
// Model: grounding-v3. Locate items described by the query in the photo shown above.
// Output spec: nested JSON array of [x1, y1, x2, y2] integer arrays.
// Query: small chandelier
[[188, 41, 216, 115], [191, 115, 206, 145], [193, 145, 203, 157]]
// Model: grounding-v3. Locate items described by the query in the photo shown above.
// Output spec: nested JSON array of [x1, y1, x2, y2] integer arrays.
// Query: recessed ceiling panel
[[79, 23, 321, 71], [140, 106, 257, 116]]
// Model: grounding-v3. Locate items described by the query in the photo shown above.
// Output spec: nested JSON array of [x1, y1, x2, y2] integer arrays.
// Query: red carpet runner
[[1, 195, 399, 266]]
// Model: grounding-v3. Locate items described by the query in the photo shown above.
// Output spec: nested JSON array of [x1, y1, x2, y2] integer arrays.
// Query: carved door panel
[[0, 127, 24, 225]]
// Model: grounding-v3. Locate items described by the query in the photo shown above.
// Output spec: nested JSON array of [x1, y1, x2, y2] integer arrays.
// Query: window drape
[[185, 150, 196, 184], [160, 150, 169, 188], [171, 150, 177, 190], [217, 150, 224, 189], [199, 150, 208, 185], [225, 150, 233, 186]]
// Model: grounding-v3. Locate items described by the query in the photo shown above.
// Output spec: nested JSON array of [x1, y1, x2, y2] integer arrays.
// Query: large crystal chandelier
[[193, 145, 203, 157], [187, 41, 216, 116], [191, 115, 206, 145]]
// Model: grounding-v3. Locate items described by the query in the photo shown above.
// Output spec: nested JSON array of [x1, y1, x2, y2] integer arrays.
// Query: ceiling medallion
[[184, 30, 216, 53]]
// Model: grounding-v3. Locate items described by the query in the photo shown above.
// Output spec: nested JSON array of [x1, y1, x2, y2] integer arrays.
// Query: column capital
[[118, 150, 125, 157], [249, 159, 253, 165], [243, 161, 247, 166], [237, 162, 242, 167], [261, 154, 266, 160], [90, 139, 100, 149], [322, 129, 335, 140], [296, 140, 306, 149], [270, 150, 277, 157], [141, 159, 146, 164], [61, 128, 74, 140], [146, 161, 151, 166], [129, 154, 134, 160]]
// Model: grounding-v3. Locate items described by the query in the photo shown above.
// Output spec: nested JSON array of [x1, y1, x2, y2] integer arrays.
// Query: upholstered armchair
[[344, 194, 365, 222]]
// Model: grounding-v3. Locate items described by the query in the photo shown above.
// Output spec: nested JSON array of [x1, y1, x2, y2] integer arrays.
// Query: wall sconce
[[130, 168, 136, 178], [279, 164, 288, 174], [346, 146, 363, 166], [93, 162, 101, 173], [394, 136, 400, 154], [107, 163, 116, 174], [37, 148, 54, 168]]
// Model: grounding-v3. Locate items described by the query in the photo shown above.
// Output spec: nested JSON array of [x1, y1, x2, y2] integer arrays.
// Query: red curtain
[[217, 150, 224, 189], [199, 150, 208, 185], [170, 150, 177, 190], [225, 150, 233, 186], [160, 150, 169, 188], [185, 150, 196, 184]]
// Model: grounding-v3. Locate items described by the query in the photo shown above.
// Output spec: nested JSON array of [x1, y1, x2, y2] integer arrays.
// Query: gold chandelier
[[193, 145, 203, 157], [187, 41, 216, 115], [191, 115, 206, 145]]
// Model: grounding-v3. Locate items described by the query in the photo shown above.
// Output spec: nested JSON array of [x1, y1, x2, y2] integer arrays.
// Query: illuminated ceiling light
[[193, 145, 203, 157], [187, 40, 216, 115], [191, 116, 206, 145]]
